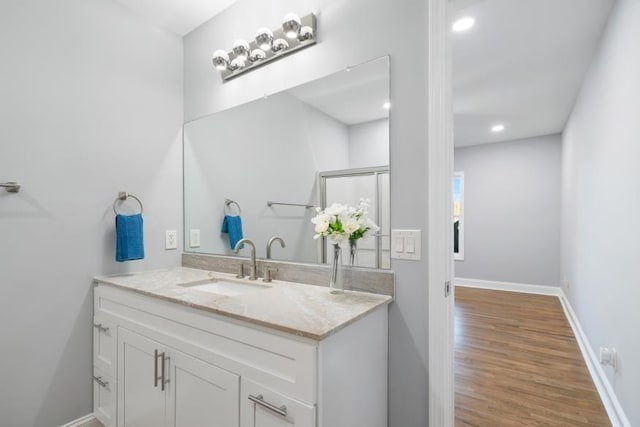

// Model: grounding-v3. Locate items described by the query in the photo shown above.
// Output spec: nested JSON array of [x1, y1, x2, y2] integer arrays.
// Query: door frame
[[427, 0, 455, 425]]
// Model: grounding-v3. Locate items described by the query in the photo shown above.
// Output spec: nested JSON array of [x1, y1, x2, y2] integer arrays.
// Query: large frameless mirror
[[183, 56, 390, 269]]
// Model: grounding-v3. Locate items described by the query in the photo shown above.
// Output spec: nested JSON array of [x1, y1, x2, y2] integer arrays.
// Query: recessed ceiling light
[[383, 101, 391, 110], [491, 124, 505, 132], [452, 17, 475, 32]]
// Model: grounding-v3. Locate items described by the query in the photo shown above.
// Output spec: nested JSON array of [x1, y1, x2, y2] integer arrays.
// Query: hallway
[[455, 287, 610, 426]]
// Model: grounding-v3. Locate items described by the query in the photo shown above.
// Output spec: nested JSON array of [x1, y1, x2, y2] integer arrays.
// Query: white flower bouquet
[[311, 199, 380, 244]]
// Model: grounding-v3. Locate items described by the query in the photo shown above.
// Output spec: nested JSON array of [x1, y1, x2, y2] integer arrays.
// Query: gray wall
[[562, 0, 640, 423], [0, 0, 183, 425], [348, 119, 390, 169], [454, 134, 562, 286], [184, 1, 430, 425], [184, 92, 348, 262]]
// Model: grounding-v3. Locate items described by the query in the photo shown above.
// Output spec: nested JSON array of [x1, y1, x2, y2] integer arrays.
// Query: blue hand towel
[[116, 214, 144, 262], [221, 215, 244, 250]]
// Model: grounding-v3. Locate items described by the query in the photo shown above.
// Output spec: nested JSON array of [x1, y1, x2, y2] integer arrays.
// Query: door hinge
[[444, 280, 451, 297]]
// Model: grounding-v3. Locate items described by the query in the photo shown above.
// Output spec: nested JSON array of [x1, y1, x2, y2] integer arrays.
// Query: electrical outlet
[[599, 347, 617, 370], [165, 230, 178, 250], [190, 229, 201, 248]]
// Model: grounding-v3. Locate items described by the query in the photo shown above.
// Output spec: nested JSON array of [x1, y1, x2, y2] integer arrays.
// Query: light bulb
[[491, 124, 505, 132], [272, 38, 289, 52], [212, 49, 229, 71], [230, 57, 246, 70], [255, 27, 273, 51], [232, 40, 250, 60], [383, 101, 391, 110], [298, 26, 314, 41], [249, 49, 266, 62], [282, 13, 301, 39]]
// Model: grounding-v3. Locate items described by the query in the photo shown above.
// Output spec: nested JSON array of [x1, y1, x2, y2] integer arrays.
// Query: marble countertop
[[94, 267, 392, 340]]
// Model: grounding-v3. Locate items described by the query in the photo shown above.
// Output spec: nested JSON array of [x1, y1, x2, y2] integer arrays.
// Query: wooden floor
[[455, 287, 610, 427]]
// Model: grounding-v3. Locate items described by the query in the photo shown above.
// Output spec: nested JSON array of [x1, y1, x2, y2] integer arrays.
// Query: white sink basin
[[179, 278, 271, 297]]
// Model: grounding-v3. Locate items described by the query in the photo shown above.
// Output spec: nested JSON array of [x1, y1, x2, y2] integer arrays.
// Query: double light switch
[[391, 229, 422, 260]]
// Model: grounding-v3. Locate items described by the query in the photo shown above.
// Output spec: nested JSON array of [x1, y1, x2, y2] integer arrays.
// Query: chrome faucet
[[233, 238, 257, 280], [266, 236, 286, 259]]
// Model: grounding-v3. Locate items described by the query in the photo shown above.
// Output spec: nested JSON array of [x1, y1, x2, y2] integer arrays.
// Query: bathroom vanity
[[92, 268, 391, 427]]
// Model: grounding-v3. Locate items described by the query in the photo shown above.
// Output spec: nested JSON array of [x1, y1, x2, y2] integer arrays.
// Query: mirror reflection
[[184, 57, 390, 268]]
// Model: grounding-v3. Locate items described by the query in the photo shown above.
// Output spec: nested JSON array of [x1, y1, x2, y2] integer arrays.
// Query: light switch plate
[[391, 229, 422, 260], [165, 230, 178, 250], [189, 229, 201, 248]]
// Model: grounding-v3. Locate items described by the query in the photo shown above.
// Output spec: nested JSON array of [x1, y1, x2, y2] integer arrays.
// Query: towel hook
[[113, 192, 143, 215], [224, 198, 241, 215]]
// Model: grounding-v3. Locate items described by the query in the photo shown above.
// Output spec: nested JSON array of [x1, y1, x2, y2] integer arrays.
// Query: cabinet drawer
[[93, 315, 116, 376], [93, 366, 116, 427], [241, 378, 315, 427]]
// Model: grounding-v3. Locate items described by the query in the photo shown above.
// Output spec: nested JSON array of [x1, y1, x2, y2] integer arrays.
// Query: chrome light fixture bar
[[212, 13, 317, 82]]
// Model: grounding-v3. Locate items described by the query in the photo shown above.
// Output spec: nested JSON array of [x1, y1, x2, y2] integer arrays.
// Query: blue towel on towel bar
[[116, 214, 144, 262], [221, 215, 244, 250]]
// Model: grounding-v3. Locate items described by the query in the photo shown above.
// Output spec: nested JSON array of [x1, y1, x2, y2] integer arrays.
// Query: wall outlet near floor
[[189, 229, 201, 248], [165, 230, 178, 250], [599, 347, 617, 370]]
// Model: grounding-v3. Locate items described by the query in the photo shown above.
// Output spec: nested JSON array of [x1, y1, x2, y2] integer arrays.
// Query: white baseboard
[[558, 290, 631, 427], [454, 277, 561, 296], [60, 413, 98, 427], [454, 277, 630, 427]]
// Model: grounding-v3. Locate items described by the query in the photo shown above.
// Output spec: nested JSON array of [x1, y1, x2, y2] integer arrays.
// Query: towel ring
[[224, 198, 241, 215], [113, 192, 143, 215]]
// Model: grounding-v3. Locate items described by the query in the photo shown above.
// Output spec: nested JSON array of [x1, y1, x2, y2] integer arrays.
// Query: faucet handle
[[236, 263, 245, 279], [262, 266, 278, 283]]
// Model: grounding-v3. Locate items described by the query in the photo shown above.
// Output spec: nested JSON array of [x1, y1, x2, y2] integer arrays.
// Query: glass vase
[[329, 243, 344, 294], [349, 239, 359, 266]]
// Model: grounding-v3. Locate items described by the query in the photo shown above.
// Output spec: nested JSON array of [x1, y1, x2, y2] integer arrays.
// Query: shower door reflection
[[319, 167, 390, 269]]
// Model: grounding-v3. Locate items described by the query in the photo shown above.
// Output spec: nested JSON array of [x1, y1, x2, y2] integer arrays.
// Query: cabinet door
[[241, 379, 315, 427], [167, 349, 240, 427], [118, 328, 168, 427]]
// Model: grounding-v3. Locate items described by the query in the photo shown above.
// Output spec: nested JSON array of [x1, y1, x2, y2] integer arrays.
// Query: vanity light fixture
[[211, 12, 317, 81], [491, 124, 505, 132], [452, 16, 475, 32]]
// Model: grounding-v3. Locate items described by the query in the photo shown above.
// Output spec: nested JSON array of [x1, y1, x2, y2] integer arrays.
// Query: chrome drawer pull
[[248, 394, 287, 417], [93, 323, 110, 333], [154, 349, 160, 388], [92, 375, 109, 388]]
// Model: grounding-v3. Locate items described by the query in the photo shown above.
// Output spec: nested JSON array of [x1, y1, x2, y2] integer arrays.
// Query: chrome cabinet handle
[[154, 349, 160, 388], [93, 323, 110, 333], [248, 394, 287, 417], [161, 353, 170, 391], [92, 375, 109, 388]]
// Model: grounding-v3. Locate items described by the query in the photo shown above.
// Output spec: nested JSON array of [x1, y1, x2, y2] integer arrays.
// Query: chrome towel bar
[[0, 182, 20, 193], [267, 201, 314, 209]]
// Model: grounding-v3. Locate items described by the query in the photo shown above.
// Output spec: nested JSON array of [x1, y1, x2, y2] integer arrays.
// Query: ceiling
[[113, 0, 237, 36], [288, 58, 390, 126], [452, 0, 614, 147]]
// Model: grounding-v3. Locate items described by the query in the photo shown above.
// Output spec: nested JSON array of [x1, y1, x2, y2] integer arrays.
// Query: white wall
[[562, 0, 640, 423], [183, 1, 430, 425], [184, 92, 348, 262], [0, 0, 183, 425], [348, 118, 390, 169], [454, 134, 562, 287]]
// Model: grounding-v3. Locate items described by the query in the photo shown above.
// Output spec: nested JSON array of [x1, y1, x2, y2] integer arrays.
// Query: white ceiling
[[452, 0, 614, 147], [113, 0, 237, 36], [288, 58, 390, 126]]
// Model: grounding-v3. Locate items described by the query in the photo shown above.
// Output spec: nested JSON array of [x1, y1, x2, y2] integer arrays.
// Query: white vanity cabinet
[[93, 282, 389, 427], [117, 327, 240, 427]]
